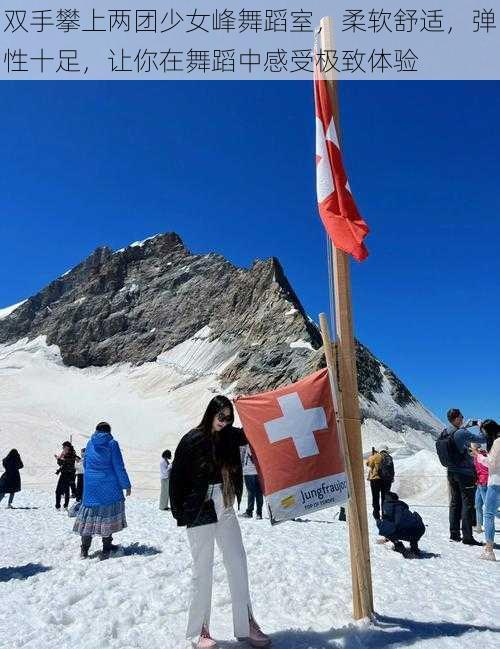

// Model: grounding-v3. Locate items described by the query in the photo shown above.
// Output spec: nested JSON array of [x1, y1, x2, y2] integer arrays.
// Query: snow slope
[[359, 368, 443, 436], [0, 491, 499, 649], [0, 336, 449, 501], [0, 335, 222, 496], [0, 300, 25, 320]]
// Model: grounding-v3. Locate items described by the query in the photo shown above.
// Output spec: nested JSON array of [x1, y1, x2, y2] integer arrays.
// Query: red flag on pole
[[315, 72, 370, 261], [235, 369, 348, 523]]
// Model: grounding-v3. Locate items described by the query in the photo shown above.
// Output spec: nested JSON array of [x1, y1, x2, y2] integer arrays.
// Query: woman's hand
[[126, 488, 131, 497]]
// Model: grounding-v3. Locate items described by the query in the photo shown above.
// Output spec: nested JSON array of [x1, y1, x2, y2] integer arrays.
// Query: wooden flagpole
[[319, 314, 372, 619], [319, 16, 374, 619]]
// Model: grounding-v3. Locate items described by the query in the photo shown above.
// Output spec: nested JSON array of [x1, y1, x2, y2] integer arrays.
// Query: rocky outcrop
[[0, 232, 441, 434], [0, 233, 320, 369]]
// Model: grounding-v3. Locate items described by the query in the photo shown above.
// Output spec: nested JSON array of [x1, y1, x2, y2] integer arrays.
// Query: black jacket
[[0, 455, 23, 494], [377, 494, 425, 541], [169, 426, 247, 528], [57, 453, 76, 477]]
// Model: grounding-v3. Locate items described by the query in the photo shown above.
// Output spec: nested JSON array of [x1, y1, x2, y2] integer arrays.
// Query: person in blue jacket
[[73, 422, 131, 559], [376, 492, 425, 558]]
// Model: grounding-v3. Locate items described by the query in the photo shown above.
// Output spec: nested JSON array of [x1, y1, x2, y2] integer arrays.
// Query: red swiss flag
[[315, 71, 370, 261], [235, 368, 345, 495]]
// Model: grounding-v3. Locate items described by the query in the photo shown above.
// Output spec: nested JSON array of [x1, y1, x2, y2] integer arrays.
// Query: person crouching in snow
[[376, 492, 425, 558], [73, 422, 131, 560], [169, 395, 270, 649]]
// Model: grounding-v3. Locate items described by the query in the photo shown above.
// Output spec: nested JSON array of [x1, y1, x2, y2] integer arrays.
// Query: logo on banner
[[280, 495, 296, 509]]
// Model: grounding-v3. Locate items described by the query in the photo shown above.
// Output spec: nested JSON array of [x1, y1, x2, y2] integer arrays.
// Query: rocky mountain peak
[[0, 232, 441, 435], [0, 232, 320, 371]]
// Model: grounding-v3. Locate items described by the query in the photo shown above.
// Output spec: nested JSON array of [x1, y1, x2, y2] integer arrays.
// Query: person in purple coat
[[73, 422, 131, 559]]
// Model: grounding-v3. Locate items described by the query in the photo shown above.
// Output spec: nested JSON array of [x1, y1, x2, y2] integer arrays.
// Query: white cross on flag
[[234, 369, 348, 523], [315, 68, 370, 261]]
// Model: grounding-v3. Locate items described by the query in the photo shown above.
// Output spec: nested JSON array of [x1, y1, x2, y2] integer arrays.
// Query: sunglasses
[[216, 412, 233, 424]]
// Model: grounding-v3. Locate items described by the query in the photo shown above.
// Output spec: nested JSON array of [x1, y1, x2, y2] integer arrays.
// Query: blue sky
[[1, 81, 499, 422]]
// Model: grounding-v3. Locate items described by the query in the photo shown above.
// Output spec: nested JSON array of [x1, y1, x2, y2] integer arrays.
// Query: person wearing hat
[[376, 492, 426, 558]]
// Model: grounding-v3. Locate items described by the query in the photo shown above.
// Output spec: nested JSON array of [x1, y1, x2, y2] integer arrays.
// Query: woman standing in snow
[[170, 396, 270, 649], [471, 443, 489, 533], [54, 441, 77, 509], [73, 422, 131, 560], [0, 449, 24, 508], [475, 420, 500, 561], [159, 449, 172, 510]]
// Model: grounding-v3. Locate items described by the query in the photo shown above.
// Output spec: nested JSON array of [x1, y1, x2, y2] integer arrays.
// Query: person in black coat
[[0, 449, 24, 508], [376, 492, 425, 558], [170, 395, 270, 649], [54, 441, 77, 510], [75, 448, 85, 502]]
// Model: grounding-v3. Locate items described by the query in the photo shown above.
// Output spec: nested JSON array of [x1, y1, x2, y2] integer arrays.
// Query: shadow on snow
[[122, 543, 162, 557], [217, 614, 500, 649], [0, 563, 52, 582], [88, 543, 162, 560]]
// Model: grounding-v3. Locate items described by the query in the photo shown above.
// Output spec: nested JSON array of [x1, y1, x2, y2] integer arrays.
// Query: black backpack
[[379, 452, 394, 482], [435, 428, 464, 468]]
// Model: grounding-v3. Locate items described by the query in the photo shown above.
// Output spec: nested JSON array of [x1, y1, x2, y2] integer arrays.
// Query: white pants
[[159, 478, 170, 510], [186, 484, 252, 640]]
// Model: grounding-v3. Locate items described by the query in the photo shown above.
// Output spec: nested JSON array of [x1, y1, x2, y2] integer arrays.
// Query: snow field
[[0, 491, 499, 649], [2, 329, 498, 648], [0, 336, 221, 494]]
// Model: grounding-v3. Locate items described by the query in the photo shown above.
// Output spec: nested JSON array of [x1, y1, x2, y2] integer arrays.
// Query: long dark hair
[[196, 396, 237, 507], [196, 395, 234, 434], [62, 441, 76, 458], [4, 449, 21, 463], [481, 419, 500, 452]]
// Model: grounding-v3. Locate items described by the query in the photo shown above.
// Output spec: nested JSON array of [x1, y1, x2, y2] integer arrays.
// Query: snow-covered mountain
[[0, 233, 442, 491]]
